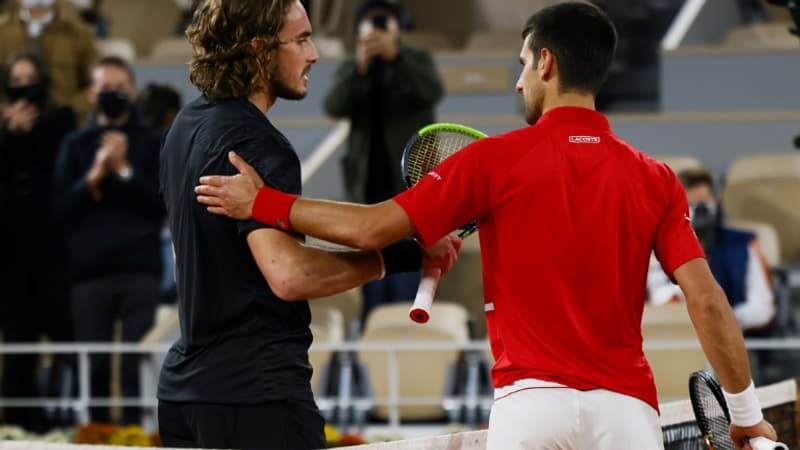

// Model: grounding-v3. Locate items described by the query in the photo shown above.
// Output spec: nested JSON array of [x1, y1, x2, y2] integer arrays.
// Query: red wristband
[[252, 186, 298, 231]]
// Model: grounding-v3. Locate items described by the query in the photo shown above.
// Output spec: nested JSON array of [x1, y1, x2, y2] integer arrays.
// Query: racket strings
[[691, 380, 735, 450], [406, 131, 477, 185]]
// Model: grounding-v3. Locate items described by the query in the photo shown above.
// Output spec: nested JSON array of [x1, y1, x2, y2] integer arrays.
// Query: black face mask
[[690, 202, 718, 250], [5, 83, 45, 106], [97, 90, 130, 120]]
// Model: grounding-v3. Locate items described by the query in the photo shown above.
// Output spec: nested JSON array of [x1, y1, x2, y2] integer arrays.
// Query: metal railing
[[2, 338, 800, 430]]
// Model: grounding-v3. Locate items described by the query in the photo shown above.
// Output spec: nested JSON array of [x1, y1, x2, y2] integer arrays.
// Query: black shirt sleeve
[[208, 125, 302, 238]]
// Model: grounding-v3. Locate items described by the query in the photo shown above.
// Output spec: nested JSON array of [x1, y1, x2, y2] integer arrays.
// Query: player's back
[[480, 107, 694, 410]]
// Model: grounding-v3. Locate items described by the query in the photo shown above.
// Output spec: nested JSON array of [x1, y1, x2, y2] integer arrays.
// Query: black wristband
[[380, 238, 422, 276]]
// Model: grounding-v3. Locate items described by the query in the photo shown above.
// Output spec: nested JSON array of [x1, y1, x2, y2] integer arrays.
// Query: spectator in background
[[52, 56, 163, 425], [0, 0, 97, 121], [647, 168, 775, 332], [0, 52, 76, 433], [65, 0, 107, 37], [137, 83, 182, 132], [323, 0, 444, 325]]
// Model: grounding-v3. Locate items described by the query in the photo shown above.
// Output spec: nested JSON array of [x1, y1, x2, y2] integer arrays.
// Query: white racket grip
[[409, 268, 441, 323], [750, 437, 788, 450]]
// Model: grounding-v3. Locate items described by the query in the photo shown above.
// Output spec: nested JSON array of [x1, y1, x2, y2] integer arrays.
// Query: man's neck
[[541, 91, 596, 115], [248, 89, 277, 115]]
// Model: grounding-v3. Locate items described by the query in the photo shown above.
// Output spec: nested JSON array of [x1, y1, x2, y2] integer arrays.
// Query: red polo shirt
[[393, 106, 704, 411]]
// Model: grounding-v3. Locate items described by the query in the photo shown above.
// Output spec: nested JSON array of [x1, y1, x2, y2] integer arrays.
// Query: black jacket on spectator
[[53, 108, 164, 281], [0, 106, 76, 303]]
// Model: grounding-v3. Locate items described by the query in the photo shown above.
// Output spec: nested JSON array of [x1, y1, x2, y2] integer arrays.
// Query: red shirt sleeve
[[653, 170, 705, 279], [393, 141, 490, 248]]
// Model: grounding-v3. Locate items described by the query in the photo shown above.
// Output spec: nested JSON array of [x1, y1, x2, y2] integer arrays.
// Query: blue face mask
[[97, 90, 130, 120]]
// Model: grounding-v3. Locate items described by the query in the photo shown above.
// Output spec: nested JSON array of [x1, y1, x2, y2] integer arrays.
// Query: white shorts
[[486, 379, 664, 450]]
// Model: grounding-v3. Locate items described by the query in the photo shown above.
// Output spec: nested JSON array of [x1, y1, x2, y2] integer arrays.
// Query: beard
[[269, 69, 307, 101], [523, 100, 542, 125], [522, 88, 544, 125]]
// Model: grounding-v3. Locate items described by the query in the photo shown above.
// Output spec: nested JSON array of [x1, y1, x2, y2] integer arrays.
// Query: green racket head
[[401, 123, 487, 188]]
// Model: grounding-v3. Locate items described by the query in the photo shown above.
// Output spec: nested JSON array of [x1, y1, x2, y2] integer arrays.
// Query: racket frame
[[689, 370, 732, 450]]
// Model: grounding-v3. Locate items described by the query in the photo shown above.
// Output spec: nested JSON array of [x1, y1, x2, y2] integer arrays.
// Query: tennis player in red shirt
[[195, 2, 776, 448]]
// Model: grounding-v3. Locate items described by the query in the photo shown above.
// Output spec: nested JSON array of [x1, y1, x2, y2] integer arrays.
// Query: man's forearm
[[280, 246, 384, 301], [253, 187, 414, 250], [288, 197, 412, 250], [686, 292, 752, 393]]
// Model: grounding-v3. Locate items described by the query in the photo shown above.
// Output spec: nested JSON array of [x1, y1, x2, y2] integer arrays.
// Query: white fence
[[1, 339, 800, 430]]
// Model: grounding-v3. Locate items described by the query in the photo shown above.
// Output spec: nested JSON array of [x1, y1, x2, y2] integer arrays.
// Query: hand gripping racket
[[400, 123, 487, 323], [689, 371, 787, 450]]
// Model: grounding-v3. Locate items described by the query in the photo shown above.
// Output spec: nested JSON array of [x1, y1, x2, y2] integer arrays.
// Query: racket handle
[[409, 268, 441, 323], [750, 437, 788, 450]]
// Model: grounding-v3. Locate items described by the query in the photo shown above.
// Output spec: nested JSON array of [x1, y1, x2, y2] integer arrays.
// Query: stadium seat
[[722, 153, 800, 265], [97, 38, 137, 63], [309, 304, 345, 395], [148, 37, 194, 65], [651, 154, 703, 174], [357, 302, 469, 421], [438, 63, 513, 95], [400, 31, 454, 52], [464, 31, 522, 53], [728, 219, 781, 268], [723, 23, 799, 50], [313, 287, 363, 338], [101, 0, 180, 59], [641, 303, 708, 402]]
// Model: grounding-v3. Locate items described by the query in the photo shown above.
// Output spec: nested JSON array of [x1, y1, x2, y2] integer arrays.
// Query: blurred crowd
[[0, 0, 182, 432]]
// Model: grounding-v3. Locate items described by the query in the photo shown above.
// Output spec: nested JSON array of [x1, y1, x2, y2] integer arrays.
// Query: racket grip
[[750, 437, 788, 450], [409, 268, 441, 323]]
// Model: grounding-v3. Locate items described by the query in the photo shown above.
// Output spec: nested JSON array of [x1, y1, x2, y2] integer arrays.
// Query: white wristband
[[723, 380, 763, 427], [375, 250, 386, 280]]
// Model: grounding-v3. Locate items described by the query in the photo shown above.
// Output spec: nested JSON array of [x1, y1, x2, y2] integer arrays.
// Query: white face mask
[[19, 7, 55, 38]]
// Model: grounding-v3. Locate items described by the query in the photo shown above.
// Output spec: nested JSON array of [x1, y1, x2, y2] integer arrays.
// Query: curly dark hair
[[187, 0, 296, 102]]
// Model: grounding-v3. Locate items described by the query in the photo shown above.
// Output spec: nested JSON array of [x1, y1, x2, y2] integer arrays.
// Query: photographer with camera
[[323, 0, 444, 326]]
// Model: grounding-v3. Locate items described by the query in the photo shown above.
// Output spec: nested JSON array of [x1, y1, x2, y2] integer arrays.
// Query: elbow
[[263, 263, 311, 302], [266, 273, 306, 302], [686, 288, 731, 319]]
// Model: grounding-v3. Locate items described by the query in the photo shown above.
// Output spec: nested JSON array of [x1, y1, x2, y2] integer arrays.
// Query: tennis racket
[[689, 371, 787, 450], [400, 123, 487, 323]]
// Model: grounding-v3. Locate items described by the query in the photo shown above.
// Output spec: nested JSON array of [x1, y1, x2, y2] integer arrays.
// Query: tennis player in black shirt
[[157, 1, 461, 448]]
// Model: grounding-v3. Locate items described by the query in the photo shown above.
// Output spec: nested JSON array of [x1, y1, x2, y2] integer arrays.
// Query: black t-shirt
[[157, 96, 313, 404]]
